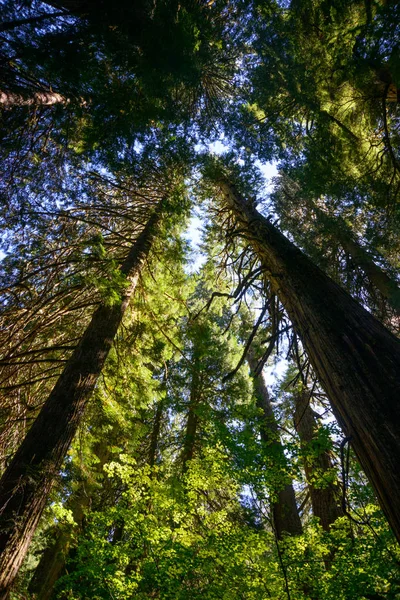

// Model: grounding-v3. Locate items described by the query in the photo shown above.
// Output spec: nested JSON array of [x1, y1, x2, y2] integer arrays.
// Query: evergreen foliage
[[0, 0, 400, 597]]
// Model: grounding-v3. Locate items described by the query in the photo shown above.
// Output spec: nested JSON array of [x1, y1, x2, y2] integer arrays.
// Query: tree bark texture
[[0, 207, 162, 597], [248, 350, 302, 538], [294, 392, 343, 531], [218, 179, 400, 543]]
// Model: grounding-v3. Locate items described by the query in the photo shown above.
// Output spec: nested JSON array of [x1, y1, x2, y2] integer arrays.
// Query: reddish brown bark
[[28, 437, 112, 599], [248, 350, 302, 538], [218, 179, 400, 543], [294, 392, 343, 531], [0, 207, 162, 597]]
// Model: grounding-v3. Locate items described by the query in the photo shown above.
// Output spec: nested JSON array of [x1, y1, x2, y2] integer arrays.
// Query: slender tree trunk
[[218, 179, 400, 542], [0, 12, 67, 32], [181, 357, 201, 473], [181, 405, 199, 472], [42, 0, 90, 14], [294, 391, 343, 531], [149, 400, 164, 469], [312, 204, 400, 314], [27, 488, 89, 600], [28, 436, 112, 599], [248, 350, 302, 538], [0, 91, 69, 108], [0, 207, 163, 598]]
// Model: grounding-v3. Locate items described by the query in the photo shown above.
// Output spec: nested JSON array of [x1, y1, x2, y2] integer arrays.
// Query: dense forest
[[0, 0, 400, 598]]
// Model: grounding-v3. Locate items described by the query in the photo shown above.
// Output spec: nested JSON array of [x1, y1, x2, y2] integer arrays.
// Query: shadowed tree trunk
[[181, 357, 201, 473], [0, 205, 163, 598], [28, 437, 112, 600], [28, 488, 90, 600], [311, 204, 400, 314], [217, 178, 400, 543], [248, 350, 302, 539], [149, 399, 164, 469], [0, 12, 67, 32], [278, 180, 400, 314], [294, 391, 343, 531]]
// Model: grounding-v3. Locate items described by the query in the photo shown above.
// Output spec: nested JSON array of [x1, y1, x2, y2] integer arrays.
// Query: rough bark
[[0, 207, 162, 597], [248, 350, 302, 538], [218, 179, 400, 543], [294, 392, 343, 531]]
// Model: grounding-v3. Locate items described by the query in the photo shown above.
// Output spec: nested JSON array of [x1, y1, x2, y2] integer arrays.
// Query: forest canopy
[[0, 0, 400, 598]]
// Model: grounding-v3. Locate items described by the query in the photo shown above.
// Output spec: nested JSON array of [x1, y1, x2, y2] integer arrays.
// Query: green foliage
[[2, 1, 400, 598]]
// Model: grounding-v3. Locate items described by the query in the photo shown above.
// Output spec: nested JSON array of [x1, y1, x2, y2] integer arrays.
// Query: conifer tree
[[204, 167, 400, 543], [0, 185, 181, 596]]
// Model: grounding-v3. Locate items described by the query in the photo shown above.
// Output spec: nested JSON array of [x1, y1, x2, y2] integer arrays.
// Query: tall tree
[[203, 166, 400, 543], [272, 175, 400, 317], [0, 193, 171, 596], [236, 0, 400, 205], [248, 348, 302, 539], [293, 388, 343, 532]]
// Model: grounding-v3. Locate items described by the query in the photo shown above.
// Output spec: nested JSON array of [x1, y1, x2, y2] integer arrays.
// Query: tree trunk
[[0, 207, 162, 598], [248, 350, 302, 538], [294, 391, 343, 531], [0, 12, 67, 33], [218, 179, 400, 543], [27, 488, 89, 600], [28, 436, 112, 599], [181, 361, 201, 473], [312, 204, 400, 314], [181, 404, 199, 472], [149, 400, 164, 469], [180, 350, 206, 474], [0, 91, 69, 108], [278, 179, 400, 314]]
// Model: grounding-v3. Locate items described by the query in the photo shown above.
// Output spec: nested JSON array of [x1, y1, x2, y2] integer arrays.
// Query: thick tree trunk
[[218, 179, 400, 543], [0, 207, 162, 598], [294, 392, 343, 531], [312, 204, 400, 314], [248, 350, 302, 538]]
